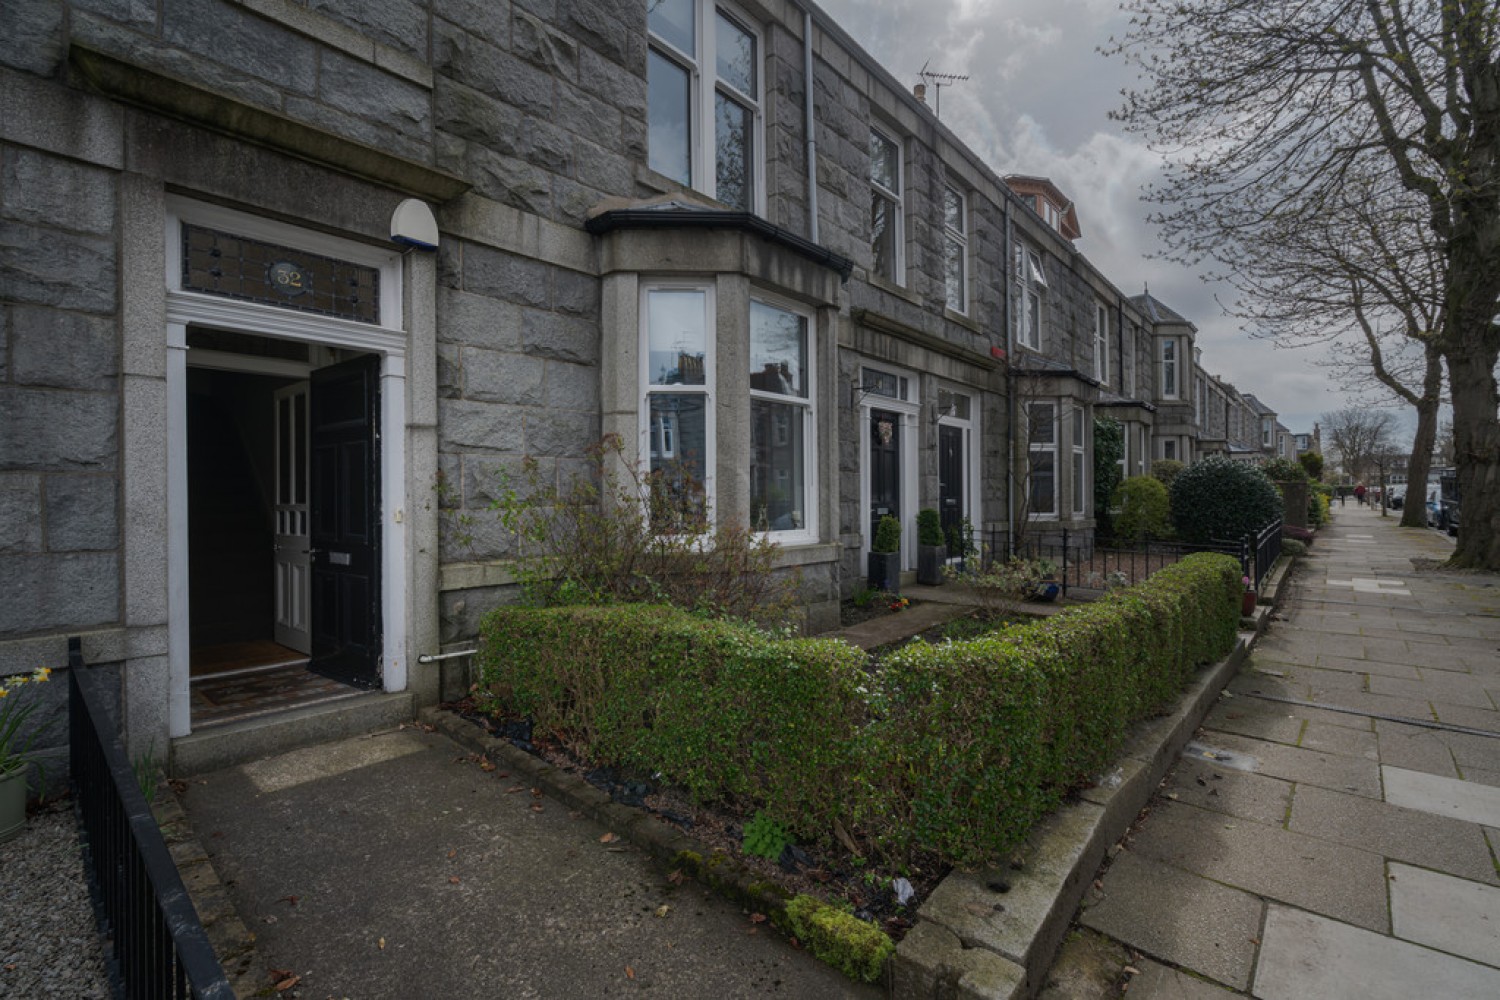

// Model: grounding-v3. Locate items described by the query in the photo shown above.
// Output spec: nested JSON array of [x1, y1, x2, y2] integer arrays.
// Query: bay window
[[1027, 401, 1057, 517], [750, 298, 814, 537], [1160, 337, 1178, 399], [643, 284, 714, 531], [1072, 407, 1087, 516]]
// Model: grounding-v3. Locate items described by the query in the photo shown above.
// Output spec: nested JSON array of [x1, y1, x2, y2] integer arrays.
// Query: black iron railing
[[68, 638, 233, 1000], [991, 520, 1283, 597]]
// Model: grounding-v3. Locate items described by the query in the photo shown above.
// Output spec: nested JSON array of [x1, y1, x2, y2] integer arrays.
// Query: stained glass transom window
[[181, 223, 380, 324]]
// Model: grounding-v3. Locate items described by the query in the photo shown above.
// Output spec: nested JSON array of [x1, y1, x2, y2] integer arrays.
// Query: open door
[[273, 382, 312, 654], [308, 355, 382, 689]]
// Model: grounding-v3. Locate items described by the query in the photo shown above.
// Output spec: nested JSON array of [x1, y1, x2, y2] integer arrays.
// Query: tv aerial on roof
[[918, 60, 969, 119]]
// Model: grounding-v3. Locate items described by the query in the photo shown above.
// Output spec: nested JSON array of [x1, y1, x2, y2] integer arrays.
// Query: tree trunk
[[1399, 350, 1442, 528], [1446, 348, 1500, 569]]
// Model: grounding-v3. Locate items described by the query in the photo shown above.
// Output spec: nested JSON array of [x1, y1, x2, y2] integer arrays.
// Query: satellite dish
[[390, 198, 438, 251]]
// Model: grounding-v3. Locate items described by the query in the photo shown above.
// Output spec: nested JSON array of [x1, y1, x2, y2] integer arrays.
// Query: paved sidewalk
[[1059, 504, 1500, 998], [180, 727, 872, 999]]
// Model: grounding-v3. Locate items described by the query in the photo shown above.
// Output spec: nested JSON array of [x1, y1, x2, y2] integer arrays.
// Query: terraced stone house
[[0, 0, 1296, 769]]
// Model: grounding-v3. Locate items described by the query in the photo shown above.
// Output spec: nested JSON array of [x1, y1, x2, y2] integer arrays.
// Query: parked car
[[1439, 470, 1461, 535], [1386, 484, 1406, 510]]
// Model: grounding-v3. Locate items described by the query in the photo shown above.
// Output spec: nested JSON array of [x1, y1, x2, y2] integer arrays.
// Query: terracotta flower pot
[[1242, 590, 1258, 616]]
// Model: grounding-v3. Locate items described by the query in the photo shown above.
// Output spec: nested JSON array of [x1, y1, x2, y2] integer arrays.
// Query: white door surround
[[164, 197, 410, 737], [857, 362, 920, 567]]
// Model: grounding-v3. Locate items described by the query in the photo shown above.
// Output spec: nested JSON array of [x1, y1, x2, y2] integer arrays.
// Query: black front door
[[309, 355, 381, 689], [869, 408, 901, 545], [939, 424, 964, 555]]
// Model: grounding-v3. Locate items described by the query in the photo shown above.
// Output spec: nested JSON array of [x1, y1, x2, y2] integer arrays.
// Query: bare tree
[[1322, 408, 1399, 487], [1109, 1, 1500, 568]]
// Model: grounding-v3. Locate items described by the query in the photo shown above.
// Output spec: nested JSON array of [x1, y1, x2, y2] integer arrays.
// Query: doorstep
[[171, 691, 415, 776], [890, 632, 1254, 999]]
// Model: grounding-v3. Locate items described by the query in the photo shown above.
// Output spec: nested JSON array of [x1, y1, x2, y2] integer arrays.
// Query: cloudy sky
[[813, 0, 1380, 440]]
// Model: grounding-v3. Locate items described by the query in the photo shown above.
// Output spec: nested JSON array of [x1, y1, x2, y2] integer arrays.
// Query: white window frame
[[1072, 406, 1088, 516], [869, 124, 904, 285], [1016, 245, 1046, 350], [1160, 337, 1178, 399], [749, 292, 817, 545], [1027, 400, 1058, 519], [647, 0, 765, 213], [640, 280, 718, 531], [943, 183, 968, 314], [1094, 302, 1109, 385]]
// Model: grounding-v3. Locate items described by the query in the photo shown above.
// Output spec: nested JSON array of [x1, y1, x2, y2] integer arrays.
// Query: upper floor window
[[1159, 337, 1178, 399], [647, 0, 761, 212], [1016, 246, 1047, 350], [1093, 303, 1109, 384], [869, 127, 903, 283], [750, 298, 815, 539], [943, 185, 967, 313]]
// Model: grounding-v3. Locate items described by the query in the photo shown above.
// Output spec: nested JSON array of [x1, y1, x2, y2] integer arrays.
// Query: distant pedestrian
[[1339, 487, 1346, 507], [1354, 483, 1366, 505]]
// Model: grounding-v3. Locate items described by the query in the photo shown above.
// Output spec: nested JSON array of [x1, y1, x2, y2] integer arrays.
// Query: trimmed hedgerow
[[476, 605, 869, 841], [476, 553, 1242, 874], [858, 552, 1240, 867]]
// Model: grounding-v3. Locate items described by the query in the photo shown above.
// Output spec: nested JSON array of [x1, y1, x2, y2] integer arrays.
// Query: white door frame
[[164, 197, 409, 737], [936, 383, 982, 559], [857, 362, 920, 568]]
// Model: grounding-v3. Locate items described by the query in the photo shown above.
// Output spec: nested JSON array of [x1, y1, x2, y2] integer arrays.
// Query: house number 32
[[268, 261, 308, 297]]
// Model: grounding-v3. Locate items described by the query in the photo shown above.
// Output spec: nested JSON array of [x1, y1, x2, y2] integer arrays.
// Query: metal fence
[[991, 521, 1283, 598], [68, 638, 234, 1000]]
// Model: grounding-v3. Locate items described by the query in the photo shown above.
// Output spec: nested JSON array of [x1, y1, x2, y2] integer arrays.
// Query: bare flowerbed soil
[[447, 699, 944, 942]]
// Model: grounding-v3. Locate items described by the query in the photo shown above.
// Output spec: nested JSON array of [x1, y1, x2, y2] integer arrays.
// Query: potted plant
[[1032, 557, 1061, 602], [1, 666, 54, 843], [868, 515, 902, 594], [916, 509, 946, 585], [1242, 575, 1258, 616]]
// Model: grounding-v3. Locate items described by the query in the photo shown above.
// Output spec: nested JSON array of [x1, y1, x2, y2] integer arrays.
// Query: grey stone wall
[[0, 139, 123, 638]]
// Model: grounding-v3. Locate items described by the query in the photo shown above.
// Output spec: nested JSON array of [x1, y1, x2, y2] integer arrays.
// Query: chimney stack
[[913, 82, 926, 104]]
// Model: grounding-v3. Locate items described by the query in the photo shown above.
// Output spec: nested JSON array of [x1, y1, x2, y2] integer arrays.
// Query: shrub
[[1281, 538, 1307, 558], [478, 553, 1244, 873], [1262, 457, 1307, 482], [946, 556, 1043, 618], [1111, 475, 1172, 543], [1298, 451, 1324, 479], [860, 552, 1241, 867], [872, 515, 901, 554], [1308, 482, 1332, 526], [477, 605, 868, 841], [488, 435, 796, 622], [1151, 459, 1185, 489], [916, 509, 944, 546], [1169, 456, 1283, 544], [1283, 524, 1314, 543]]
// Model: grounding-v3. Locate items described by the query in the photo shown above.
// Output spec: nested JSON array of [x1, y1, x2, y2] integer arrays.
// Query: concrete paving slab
[[1302, 687, 1437, 723], [1195, 730, 1382, 798], [1253, 904, 1500, 999], [1460, 765, 1500, 788], [1382, 765, 1500, 828], [1424, 704, 1500, 742], [1278, 664, 1370, 697], [1166, 756, 1293, 828], [1370, 672, 1497, 710], [181, 729, 870, 999], [1079, 851, 1262, 992], [1389, 861, 1500, 967], [1287, 783, 1498, 885], [1312, 654, 1421, 680], [1298, 721, 1379, 761], [1128, 801, 1389, 932], [1374, 720, 1461, 777], [1201, 700, 1305, 745], [1127, 957, 1242, 998]]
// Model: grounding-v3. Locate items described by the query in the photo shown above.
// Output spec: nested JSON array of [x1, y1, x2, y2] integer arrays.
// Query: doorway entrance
[[186, 334, 382, 726], [869, 408, 902, 546]]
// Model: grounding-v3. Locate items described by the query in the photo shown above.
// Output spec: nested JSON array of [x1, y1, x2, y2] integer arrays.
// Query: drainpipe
[[795, 3, 819, 243], [1003, 196, 1015, 557]]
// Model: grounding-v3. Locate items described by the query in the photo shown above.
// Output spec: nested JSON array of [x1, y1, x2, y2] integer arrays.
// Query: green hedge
[[476, 553, 1243, 870], [476, 606, 869, 838]]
